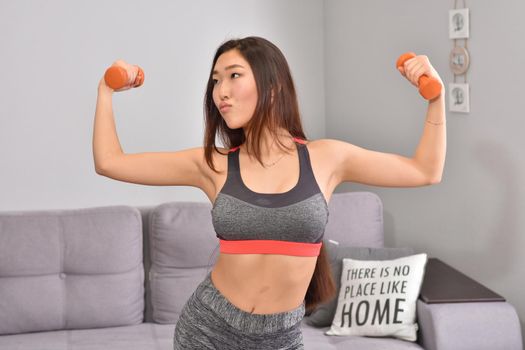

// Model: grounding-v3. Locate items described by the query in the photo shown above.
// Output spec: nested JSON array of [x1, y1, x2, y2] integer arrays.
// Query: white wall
[[0, 0, 325, 210], [324, 0, 525, 342]]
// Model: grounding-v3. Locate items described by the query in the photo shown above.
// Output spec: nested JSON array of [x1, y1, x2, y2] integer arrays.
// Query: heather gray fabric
[[212, 142, 329, 244], [174, 271, 305, 349], [304, 243, 415, 328], [0, 205, 145, 335], [212, 192, 328, 243]]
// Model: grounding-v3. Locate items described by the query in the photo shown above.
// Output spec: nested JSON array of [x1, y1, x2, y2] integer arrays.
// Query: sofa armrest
[[416, 299, 523, 350]]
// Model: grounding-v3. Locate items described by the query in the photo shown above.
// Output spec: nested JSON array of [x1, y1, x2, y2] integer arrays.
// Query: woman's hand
[[98, 77, 114, 94], [397, 55, 444, 90]]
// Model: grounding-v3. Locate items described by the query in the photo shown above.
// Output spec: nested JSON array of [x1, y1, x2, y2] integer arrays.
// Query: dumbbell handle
[[104, 65, 145, 90], [396, 52, 441, 100]]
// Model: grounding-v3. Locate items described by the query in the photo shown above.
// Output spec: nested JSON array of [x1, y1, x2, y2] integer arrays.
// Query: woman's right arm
[[92, 78, 207, 188]]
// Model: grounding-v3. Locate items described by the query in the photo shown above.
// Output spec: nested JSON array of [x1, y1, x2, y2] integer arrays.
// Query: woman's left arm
[[404, 55, 446, 184], [412, 91, 446, 183], [328, 55, 446, 188]]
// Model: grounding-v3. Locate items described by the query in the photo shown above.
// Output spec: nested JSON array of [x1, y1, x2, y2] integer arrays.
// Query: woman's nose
[[218, 81, 230, 100]]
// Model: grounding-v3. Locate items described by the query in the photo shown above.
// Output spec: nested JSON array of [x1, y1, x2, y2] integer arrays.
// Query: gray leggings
[[174, 271, 306, 349]]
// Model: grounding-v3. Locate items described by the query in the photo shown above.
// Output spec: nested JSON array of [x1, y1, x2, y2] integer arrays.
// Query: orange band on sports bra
[[219, 239, 322, 257]]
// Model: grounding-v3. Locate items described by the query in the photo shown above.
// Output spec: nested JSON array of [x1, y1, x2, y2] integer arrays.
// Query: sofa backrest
[[0, 205, 145, 336], [0, 190, 384, 332], [139, 191, 385, 324]]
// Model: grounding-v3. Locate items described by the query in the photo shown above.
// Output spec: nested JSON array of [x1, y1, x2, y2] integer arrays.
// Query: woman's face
[[212, 49, 258, 130]]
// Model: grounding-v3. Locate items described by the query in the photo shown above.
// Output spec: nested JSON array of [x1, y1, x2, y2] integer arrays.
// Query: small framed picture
[[449, 8, 469, 39], [449, 46, 470, 75], [448, 83, 470, 113]]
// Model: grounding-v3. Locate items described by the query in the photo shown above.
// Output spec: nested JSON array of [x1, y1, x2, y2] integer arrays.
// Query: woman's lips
[[220, 105, 231, 112]]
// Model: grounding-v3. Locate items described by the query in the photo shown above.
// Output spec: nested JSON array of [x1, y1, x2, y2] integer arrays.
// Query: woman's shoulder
[[303, 138, 354, 164], [302, 138, 336, 150], [306, 138, 353, 149]]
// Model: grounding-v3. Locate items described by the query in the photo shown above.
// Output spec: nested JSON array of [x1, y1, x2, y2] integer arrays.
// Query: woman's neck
[[241, 129, 295, 158]]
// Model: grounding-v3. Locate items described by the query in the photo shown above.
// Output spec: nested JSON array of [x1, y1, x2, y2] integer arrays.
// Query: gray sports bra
[[211, 137, 329, 257]]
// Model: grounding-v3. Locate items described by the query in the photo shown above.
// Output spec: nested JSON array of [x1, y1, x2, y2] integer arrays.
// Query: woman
[[93, 36, 445, 349]]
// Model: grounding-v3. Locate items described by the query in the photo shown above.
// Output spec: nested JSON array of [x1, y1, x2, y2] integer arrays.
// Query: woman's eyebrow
[[212, 64, 245, 75]]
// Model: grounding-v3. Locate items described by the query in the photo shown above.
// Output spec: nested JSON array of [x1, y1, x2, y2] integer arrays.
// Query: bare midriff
[[211, 253, 318, 315]]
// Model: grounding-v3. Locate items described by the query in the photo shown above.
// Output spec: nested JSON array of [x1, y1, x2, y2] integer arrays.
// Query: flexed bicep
[[328, 139, 435, 188]]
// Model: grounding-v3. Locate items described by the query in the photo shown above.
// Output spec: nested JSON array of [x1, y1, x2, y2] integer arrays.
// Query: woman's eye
[[231, 73, 240, 78], [212, 79, 218, 85]]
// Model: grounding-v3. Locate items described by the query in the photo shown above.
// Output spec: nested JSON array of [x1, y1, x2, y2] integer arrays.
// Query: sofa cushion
[[326, 253, 428, 341], [301, 319, 424, 349], [0, 323, 177, 350], [0, 321, 424, 350], [323, 192, 385, 248], [305, 243, 415, 327], [148, 201, 219, 324], [0, 205, 145, 335]]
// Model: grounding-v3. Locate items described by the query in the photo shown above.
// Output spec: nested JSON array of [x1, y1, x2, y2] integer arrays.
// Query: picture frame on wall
[[449, 46, 470, 75], [449, 8, 469, 39], [448, 83, 470, 113]]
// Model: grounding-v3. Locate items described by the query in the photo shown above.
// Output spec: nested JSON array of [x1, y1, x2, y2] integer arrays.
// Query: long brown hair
[[203, 36, 336, 314]]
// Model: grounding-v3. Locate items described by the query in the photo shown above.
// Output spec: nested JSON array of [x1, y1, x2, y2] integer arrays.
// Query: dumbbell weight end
[[104, 66, 145, 90]]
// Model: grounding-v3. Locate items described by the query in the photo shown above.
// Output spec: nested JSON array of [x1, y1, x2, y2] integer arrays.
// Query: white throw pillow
[[325, 253, 428, 341]]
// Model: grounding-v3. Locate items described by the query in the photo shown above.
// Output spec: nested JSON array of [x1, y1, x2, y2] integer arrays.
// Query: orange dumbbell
[[104, 64, 145, 90], [396, 52, 441, 100]]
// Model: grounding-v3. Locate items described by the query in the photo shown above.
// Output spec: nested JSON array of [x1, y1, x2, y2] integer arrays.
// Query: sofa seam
[[148, 208, 158, 322], [58, 215, 67, 330]]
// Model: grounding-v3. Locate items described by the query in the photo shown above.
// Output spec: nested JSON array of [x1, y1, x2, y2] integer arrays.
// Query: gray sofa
[[0, 191, 522, 350]]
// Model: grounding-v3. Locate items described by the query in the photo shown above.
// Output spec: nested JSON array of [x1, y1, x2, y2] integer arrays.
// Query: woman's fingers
[[398, 54, 445, 93], [412, 66, 428, 84], [402, 56, 431, 87], [407, 64, 425, 86]]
